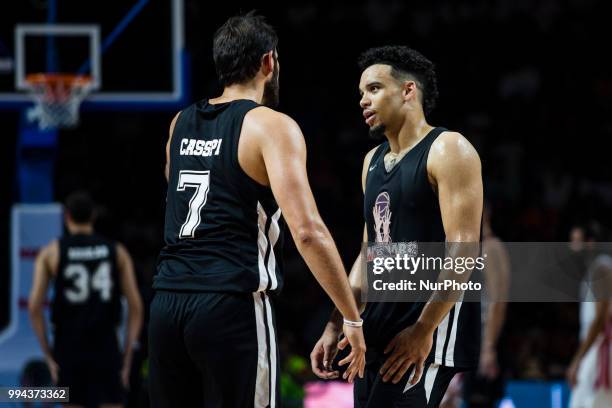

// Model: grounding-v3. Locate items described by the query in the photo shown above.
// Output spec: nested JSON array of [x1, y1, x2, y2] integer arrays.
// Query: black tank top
[[52, 234, 121, 337], [155, 99, 284, 293], [363, 127, 480, 368]]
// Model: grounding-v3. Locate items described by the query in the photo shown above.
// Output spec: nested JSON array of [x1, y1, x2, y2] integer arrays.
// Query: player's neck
[[386, 115, 433, 154], [67, 224, 94, 235], [211, 82, 264, 105]]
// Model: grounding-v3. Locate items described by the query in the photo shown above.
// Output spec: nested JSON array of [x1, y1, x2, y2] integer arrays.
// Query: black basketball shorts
[[53, 331, 124, 406], [354, 353, 465, 408], [148, 290, 280, 408]]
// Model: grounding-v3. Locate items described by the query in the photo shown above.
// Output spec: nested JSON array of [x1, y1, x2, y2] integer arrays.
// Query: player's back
[[52, 233, 121, 338], [156, 99, 284, 294]]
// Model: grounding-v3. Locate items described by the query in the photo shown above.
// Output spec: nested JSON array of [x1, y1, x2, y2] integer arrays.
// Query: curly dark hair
[[213, 11, 278, 86], [358, 46, 439, 115]]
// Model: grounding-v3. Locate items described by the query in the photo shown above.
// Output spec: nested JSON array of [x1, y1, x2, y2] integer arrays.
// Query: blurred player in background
[[29, 191, 143, 408], [311, 45, 483, 407], [149, 12, 365, 408], [567, 223, 612, 408]]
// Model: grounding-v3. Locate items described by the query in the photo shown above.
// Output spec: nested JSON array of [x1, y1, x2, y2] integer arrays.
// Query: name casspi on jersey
[[179, 138, 223, 157]]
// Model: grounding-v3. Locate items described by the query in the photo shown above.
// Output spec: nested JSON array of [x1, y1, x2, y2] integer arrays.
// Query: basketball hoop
[[24, 73, 93, 130]]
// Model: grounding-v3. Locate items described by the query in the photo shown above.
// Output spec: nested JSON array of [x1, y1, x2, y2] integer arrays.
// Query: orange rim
[[25, 73, 92, 87]]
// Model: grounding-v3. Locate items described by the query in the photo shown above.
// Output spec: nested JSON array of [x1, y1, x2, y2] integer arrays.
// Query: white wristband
[[343, 318, 364, 327]]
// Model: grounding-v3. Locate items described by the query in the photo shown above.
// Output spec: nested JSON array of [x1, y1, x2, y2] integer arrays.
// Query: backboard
[[0, 0, 187, 110]]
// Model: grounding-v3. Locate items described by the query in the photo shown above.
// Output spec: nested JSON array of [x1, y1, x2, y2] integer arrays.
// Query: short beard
[[262, 61, 280, 108], [368, 124, 386, 140]]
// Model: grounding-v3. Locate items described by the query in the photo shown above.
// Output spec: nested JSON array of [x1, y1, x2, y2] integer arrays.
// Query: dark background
[[2, 0, 612, 396]]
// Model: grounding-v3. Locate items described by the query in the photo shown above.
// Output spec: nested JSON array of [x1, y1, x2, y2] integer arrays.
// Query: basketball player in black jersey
[[149, 12, 365, 408], [311, 46, 483, 407], [29, 191, 143, 407]]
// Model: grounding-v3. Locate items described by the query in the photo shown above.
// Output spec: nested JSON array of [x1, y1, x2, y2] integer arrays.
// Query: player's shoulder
[[366, 144, 384, 160], [171, 110, 182, 125], [36, 239, 59, 274], [363, 143, 384, 168], [40, 239, 59, 257], [430, 130, 478, 159], [115, 240, 128, 255], [361, 144, 385, 188], [115, 241, 132, 267], [243, 106, 302, 146], [169, 107, 185, 125], [245, 106, 299, 131], [167, 110, 183, 142], [428, 130, 481, 175]]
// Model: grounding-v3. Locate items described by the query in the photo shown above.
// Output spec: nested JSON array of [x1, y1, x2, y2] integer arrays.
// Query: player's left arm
[[380, 132, 483, 384], [418, 131, 483, 331], [116, 242, 143, 388]]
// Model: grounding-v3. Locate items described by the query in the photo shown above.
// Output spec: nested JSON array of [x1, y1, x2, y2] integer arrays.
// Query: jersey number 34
[[64, 261, 112, 303]]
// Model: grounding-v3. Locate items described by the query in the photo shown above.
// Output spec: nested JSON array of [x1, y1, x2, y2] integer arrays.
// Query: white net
[[25, 74, 93, 130]]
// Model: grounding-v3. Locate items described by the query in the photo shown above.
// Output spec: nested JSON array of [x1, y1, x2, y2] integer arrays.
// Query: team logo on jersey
[[373, 191, 392, 243]]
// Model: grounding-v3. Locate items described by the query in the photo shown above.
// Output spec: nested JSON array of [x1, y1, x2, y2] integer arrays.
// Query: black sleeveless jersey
[[155, 99, 284, 293], [363, 127, 480, 368], [51, 234, 121, 337]]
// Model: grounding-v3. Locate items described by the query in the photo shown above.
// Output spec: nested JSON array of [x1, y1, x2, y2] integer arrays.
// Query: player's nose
[[360, 94, 370, 109]]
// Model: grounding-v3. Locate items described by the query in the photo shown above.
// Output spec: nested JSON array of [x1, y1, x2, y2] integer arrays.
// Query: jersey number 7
[[177, 170, 211, 238]]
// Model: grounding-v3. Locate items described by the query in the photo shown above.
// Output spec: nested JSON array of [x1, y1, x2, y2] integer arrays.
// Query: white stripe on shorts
[[424, 363, 440, 403], [253, 293, 270, 408], [264, 295, 277, 408], [434, 311, 450, 364], [445, 297, 464, 367]]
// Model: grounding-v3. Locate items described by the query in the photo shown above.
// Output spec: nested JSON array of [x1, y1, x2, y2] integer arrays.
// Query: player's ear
[[402, 80, 417, 102], [261, 51, 274, 78]]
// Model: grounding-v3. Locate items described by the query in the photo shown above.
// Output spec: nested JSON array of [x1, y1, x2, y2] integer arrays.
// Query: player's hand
[[44, 354, 59, 385], [478, 345, 499, 380], [121, 363, 131, 389], [566, 357, 581, 388], [310, 323, 342, 379], [337, 325, 366, 384], [380, 322, 433, 384]]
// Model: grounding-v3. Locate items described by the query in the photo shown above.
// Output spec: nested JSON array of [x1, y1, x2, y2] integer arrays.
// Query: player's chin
[[368, 123, 386, 140]]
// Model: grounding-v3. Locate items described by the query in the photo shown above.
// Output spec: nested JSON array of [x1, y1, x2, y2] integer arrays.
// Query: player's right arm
[[310, 146, 378, 379], [164, 112, 181, 181], [243, 107, 365, 382], [28, 240, 59, 384]]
